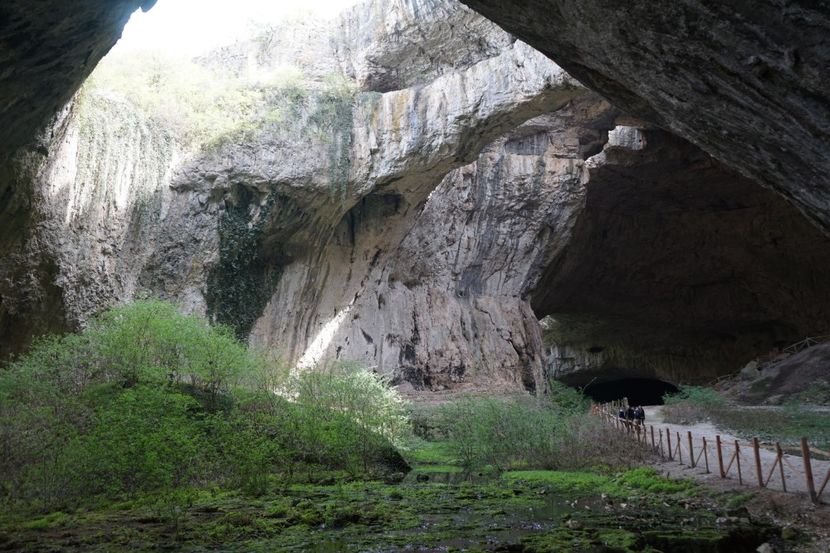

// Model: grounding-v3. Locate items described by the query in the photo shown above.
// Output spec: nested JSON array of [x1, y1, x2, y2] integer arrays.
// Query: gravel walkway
[[634, 406, 830, 501]]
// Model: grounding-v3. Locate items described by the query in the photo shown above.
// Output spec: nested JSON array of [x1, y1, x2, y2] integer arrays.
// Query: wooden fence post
[[776, 442, 787, 493], [688, 431, 695, 468], [702, 437, 710, 473], [801, 437, 818, 503], [667, 429, 673, 461], [658, 429, 665, 459], [735, 440, 743, 485], [650, 425, 656, 451], [752, 438, 764, 488], [677, 432, 683, 464], [716, 435, 725, 478]]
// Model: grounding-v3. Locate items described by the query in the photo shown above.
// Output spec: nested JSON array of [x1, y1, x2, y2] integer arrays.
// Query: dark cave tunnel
[[575, 378, 679, 405]]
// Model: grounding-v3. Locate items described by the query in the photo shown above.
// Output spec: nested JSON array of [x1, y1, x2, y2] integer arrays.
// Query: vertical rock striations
[[0, 91, 178, 358]]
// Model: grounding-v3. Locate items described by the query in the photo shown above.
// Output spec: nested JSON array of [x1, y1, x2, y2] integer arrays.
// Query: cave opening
[[576, 378, 679, 405]]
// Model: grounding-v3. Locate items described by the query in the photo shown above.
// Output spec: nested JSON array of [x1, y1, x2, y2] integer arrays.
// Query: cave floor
[[0, 441, 798, 553]]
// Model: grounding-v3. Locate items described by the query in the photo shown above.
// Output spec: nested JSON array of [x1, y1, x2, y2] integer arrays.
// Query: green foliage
[[502, 467, 698, 497], [84, 51, 265, 147], [294, 363, 410, 448], [434, 395, 583, 471], [614, 467, 697, 495], [433, 391, 647, 472], [548, 379, 591, 413], [663, 385, 726, 408], [206, 187, 279, 338], [0, 301, 410, 510]]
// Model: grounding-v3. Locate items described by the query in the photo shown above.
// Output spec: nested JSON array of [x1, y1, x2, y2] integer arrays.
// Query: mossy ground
[[0, 441, 786, 552]]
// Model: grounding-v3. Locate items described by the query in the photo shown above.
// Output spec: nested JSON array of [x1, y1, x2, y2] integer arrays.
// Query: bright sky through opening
[[115, 0, 361, 57]]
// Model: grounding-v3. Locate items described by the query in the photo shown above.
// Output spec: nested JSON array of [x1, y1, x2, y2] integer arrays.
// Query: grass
[[502, 467, 699, 498], [403, 439, 458, 466], [0, 446, 778, 553], [20, 511, 70, 531], [412, 464, 465, 473], [662, 386, 830, 449]]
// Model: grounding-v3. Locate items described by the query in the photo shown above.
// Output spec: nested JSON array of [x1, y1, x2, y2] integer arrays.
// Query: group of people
[[618, 404, 646, 427]]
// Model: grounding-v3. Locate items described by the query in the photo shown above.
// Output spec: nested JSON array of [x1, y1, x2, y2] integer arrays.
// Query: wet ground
[[0, 442, 794, 553]]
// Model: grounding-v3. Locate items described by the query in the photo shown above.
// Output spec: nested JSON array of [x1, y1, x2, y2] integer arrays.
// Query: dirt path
[[637, 406, 830, 552], [642, 406, 830, 499]]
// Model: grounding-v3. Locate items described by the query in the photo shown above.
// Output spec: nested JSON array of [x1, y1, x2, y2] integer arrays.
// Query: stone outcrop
[[460, 1, 830, 233], [248, 94, 615, 392], [0, 0, 157, 357], [0, 0, 152, 162], [334, 0, 515, 92], [0, 92, 179, 358], [147, 36, 585, 391]]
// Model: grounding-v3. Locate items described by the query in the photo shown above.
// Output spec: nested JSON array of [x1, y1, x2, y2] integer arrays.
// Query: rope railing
[[594, 400, 830, 504]]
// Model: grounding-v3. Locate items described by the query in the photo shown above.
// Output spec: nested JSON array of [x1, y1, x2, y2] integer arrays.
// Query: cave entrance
[[577, 378, 678, 406]]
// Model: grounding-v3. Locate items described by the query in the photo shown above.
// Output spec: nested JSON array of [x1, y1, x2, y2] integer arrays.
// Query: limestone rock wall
[[151, 36, 587, 392], [461, 0, 830, 234], [0, 0, 151, 163], [249, 96, 615, 391], [334, 0, 515, 92], [0, 91, 179, 358]]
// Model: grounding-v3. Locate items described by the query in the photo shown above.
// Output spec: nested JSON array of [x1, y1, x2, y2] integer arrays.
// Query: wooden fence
[[595, 400, 830, 504]]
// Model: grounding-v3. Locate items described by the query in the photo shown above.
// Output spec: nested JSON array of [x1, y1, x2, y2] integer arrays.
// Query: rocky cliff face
[[0, 0, 588, 393], [147, 33, 586, 391], [248, 94, 615, 392], [0, 91, 179, 358], [3, 0, 830, 393], [0, 0, 152, 163], [460, 1, 830, 234]]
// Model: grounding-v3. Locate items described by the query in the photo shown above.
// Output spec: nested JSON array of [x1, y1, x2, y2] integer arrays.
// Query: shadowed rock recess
[[1, 0, 829, 392]]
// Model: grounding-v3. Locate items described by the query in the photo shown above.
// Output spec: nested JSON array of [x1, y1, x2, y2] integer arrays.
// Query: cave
[[533, 127, 830, 385], [2, 0, 830, 391], [1, 0, 828, 547], [578, 378, 679, 406]]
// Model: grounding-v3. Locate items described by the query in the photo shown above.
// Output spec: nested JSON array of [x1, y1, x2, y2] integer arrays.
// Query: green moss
[[615, 467, 698, 495], [405, 440, 459, 465], [21, 511, 70, 530], [308, 76, 356, 199], [3, 471, 782, 553], [503, 468, 699, 498], [412, 465, 465, 473], [206, 187, 279, 338], [503, 470, 612, 494], [521, 527, 644, 553]]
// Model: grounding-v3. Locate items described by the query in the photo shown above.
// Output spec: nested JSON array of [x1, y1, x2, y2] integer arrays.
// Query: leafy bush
[[663, 385, 725, 408], [84, 51, 264, 146], [0, 300, 409, 509], [294, 364, 410, 447], [433, 391, 641, 472]]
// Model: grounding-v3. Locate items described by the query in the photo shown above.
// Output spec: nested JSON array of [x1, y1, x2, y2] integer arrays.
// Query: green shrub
[[434, 391, 647, 472], [0, 301, 410, 509], [663, 385, 725, 408]]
